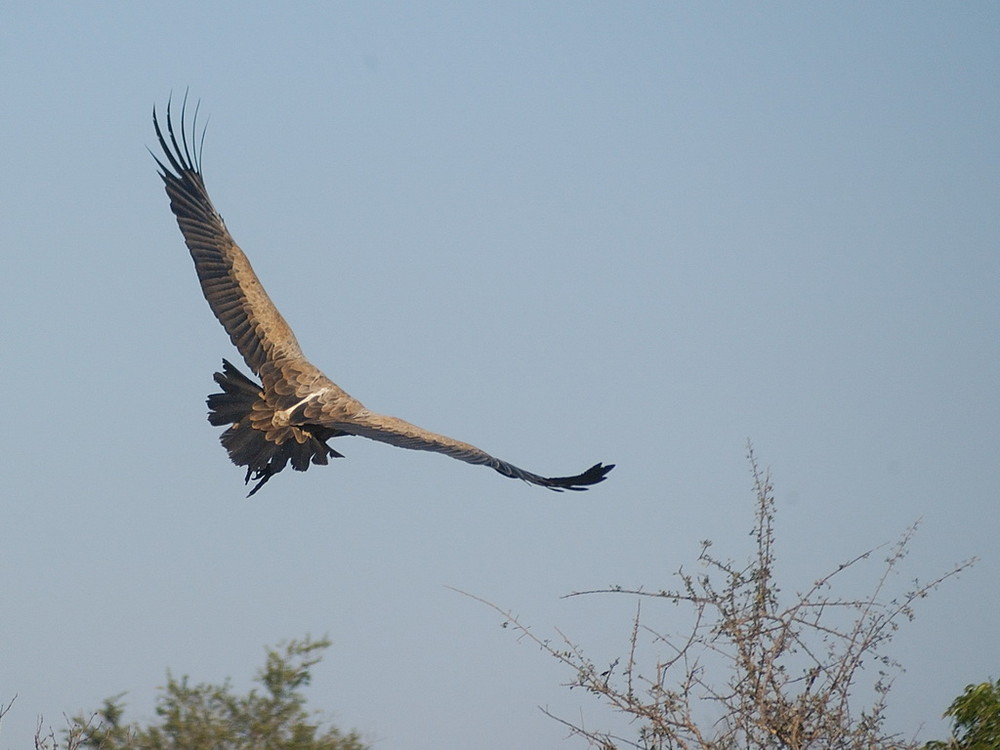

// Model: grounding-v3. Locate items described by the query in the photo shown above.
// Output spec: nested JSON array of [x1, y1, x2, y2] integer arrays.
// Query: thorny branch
[[458, 444, 977, 749]]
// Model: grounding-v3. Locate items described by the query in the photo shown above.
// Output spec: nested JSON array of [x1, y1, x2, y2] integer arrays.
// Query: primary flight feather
[[153, 97, 614, 496]]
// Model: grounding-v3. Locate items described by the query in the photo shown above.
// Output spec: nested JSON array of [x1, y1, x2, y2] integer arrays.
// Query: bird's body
[[153, 98, 613, 495]]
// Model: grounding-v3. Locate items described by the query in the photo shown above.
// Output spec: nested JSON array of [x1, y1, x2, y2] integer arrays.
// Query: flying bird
[[152, 98, 614, 496]]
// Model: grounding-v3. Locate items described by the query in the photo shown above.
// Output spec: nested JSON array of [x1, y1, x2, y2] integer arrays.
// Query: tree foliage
[[463, 445, 976, 749], [45, 636, 366, 750], [924, 679, 1000, 750]]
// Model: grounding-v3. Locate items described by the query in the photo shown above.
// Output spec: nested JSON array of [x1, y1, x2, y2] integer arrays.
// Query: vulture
[[152, 98, 614, 496]]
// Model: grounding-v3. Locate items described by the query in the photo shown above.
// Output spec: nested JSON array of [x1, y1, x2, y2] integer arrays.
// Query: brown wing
[[156, 96, 614, 494], [302, 399, 614, 491], [152, 96, 301, 378]]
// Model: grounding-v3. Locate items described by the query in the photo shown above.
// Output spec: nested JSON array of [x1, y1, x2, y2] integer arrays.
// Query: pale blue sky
[[2, 3, 998, 748]]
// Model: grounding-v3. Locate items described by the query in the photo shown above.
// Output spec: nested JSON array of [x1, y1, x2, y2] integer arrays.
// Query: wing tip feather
[[535, 462, 615, 492]]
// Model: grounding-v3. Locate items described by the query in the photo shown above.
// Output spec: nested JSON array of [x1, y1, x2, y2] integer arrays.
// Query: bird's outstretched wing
[[302, 399, 614, 491], [152, 96, 302, 378], [156, 96, 615, 494]]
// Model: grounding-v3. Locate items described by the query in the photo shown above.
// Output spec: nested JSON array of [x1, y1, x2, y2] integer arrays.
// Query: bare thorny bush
[[0, 695, 99, 750], [460, 446, 976, 750], [33, 715, 98, 750]]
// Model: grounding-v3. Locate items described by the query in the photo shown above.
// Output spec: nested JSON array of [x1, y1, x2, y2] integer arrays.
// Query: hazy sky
[[2, 3, 998, 748]]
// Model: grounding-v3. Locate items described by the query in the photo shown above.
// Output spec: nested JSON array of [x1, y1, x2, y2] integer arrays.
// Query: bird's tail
[[207, 360, 343, 496]]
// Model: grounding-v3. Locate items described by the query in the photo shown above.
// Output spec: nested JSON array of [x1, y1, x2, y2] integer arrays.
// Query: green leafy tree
[[62, 636, 367, 750], [925, 679, 1000, 750]]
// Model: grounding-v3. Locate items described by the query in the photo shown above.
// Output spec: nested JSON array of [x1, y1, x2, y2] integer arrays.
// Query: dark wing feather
[[314, 407, 614, 491], [152, 96, 302, 377]]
